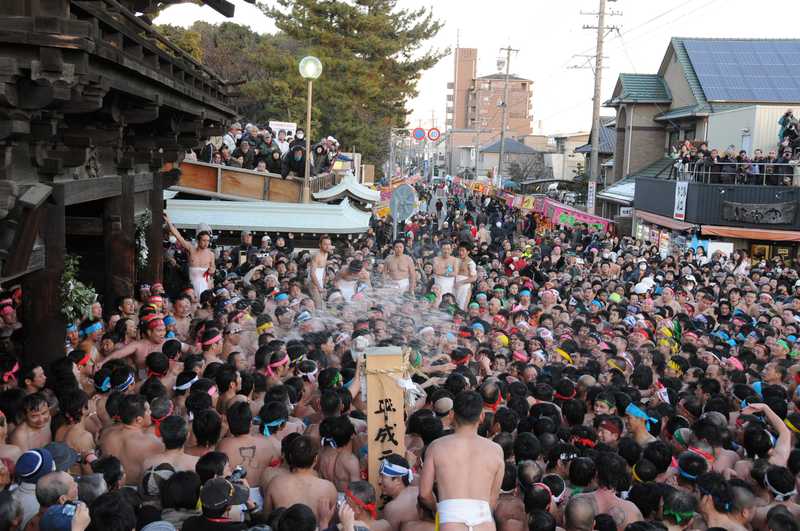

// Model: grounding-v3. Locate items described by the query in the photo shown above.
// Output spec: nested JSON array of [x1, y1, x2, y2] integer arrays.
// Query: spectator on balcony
[[276, 130, 290, 155], [281, 145, 307, 179], [222, 122, 241, 153], [778, 109, 798, 147], [311, 140, 329, 175], [735, 150, 752, 185], [266, 148, 283, 175], [720, 145, 737, 184], [197, 138, 214, 164], [764, 149, 781, 185], [751, 149, 766, 182], [218, 145, 234, 166], [231, 140, 255, 170], [290, 128, 306, 150], [253, 130, 281, 167], [707, 148, 723, 184], [773, 148, 795, 186]]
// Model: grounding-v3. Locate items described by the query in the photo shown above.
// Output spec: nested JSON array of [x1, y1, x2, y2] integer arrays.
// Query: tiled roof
[[616, 74, 672, 102], [477, 73, 532, 82], [480, 138, 538, 155], [630, 157, 675, 179]]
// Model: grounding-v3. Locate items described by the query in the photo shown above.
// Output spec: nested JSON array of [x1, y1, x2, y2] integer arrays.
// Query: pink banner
[[544, 199, 612, 232]]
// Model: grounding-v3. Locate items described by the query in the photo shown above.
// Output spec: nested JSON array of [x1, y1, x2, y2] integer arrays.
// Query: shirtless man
[[454, 241, 478, 310], [433, 243, 459, 297], [379, 454, 421, 531], [164, 213, 216, 296], [308, 235, 332, 309], [384, 240, 416, 295], [263, 434, 337, 521], [99, 395, 164, 486], [141, 416, 199, 473], [419, 390, 504, 531], [574, 452, 642, 530], [9, 393, 52, 452], [101, 315, 182, 370], [217, 402, 274, 488], [171, 294, 193, 342], [320, 416, 360, 492], [55, 390, 97, 473], [345, 480, 391, 531]]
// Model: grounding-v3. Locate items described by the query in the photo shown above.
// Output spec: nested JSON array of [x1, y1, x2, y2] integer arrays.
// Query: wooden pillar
[[146, 170, 163, 283], [103, 175, 135, 305], [366, 346, 407, 496], [22, 198, 66, 365]]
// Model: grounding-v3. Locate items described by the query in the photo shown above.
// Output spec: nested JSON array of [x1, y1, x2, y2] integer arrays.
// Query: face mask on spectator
[[297, 132, 304, 140]]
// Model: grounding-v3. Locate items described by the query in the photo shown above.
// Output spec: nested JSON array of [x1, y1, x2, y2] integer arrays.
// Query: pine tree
[[258, 0, 447, 172]]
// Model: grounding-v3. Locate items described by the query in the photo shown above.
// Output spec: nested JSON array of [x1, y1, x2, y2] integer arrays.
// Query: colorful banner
[[521, 195, 535, 210], [543, 198, 612, 232], [512, 195, 523, 208]]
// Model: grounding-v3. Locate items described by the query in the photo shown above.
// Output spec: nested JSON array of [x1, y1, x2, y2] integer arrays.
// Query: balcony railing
[[670, 159, 799, 186], [634, 177, 800, 229]]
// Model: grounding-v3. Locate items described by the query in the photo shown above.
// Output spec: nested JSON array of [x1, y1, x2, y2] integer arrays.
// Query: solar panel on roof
[[684, 39, 800, 102]]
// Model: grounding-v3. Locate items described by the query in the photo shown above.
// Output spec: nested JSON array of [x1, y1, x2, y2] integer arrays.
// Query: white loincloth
[[437, 499, 493, 531], [189, 266, 209, 296], [387, 278, 410, 292], [338, 279, 357, 302], [434, 275, 455, 295], [312, 267, 325, 288], [455, 275, 471, 310]]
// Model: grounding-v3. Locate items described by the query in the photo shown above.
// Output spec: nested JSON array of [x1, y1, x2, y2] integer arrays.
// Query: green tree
[[257, 0, 447, 170], [154, 24, 203, 62]]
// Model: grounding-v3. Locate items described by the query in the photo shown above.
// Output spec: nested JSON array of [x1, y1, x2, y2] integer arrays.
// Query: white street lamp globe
[[299, 56, 323, 80]]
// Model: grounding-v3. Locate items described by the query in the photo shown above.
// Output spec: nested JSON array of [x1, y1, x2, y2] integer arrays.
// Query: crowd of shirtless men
[[0, 184, 800, 531]]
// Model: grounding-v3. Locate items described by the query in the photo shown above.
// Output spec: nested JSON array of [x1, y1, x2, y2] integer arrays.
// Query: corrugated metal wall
[[754, 105, 792, 153]]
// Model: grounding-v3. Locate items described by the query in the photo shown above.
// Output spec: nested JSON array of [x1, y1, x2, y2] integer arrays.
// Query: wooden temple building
[[0, 0, 241, 364]]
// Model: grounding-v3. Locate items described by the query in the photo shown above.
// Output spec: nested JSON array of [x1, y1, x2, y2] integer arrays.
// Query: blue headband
[[677, 466, 698, 481], [275, 293, 289, 302], [114, 373, 135, 392], [82, 322, 102, 336], [165, 331, 176, 339], [753, 381, 763, 399], [66, 324, 78, 333], [471, 323, 485, 332], [626, 403, 657, 431], [262, 418, 286, 437], [519, 290, 531, 297], [163, 315, 176, 326], [95, 376, 111, 393]]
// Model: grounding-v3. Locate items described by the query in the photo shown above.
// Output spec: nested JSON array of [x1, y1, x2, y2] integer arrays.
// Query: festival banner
[[521, 195, 536, 210], [512, 195, 523, 208], [544, 198, 611, 232]]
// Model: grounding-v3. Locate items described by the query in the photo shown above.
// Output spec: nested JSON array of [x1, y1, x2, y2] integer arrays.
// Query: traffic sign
[[412, 127, 426, 141], [427, 127, 441, 141]]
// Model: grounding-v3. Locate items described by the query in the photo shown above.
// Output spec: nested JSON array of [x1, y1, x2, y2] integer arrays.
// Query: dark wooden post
[[22, 197, 66, 365], [103, 174, 135, 306], [146, 170, 164, 284]]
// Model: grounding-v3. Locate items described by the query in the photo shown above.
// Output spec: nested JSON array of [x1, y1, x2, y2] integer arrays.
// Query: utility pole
[[473, 80, 481, 177], [579, 0, 621, 214], [497, 45, 519, 188]]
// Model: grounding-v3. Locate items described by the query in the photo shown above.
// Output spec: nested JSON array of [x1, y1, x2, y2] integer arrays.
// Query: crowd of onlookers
[[670, 110, 800, 185], [185, 122, 343, 179]]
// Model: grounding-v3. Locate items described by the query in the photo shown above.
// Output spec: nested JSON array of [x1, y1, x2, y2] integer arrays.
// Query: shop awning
[[634, 209, 694, 231], [700, 225, 800, 242]]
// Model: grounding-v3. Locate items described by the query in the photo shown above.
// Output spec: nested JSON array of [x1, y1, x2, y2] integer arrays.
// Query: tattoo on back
[[239, 446, 256, 465]]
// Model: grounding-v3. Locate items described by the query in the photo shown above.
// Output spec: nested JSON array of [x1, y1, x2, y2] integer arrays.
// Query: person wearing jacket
[[281, 145, 307, 179]]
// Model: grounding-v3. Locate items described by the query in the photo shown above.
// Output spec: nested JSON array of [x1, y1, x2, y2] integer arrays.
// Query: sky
[[156, 0, 797, 135]]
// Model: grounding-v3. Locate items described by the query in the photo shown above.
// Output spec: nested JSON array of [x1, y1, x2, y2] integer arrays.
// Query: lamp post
[[299, 56, 322, 203]]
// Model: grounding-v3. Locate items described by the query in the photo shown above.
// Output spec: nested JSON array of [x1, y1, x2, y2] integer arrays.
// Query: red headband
[[2, 362, 18, 383], [554, 389, 576, 401], [452, 356, 470, 366], [76, 352, 92, 367], [599, 419, 622, 436], [345, 488, 377, 520], [485, 393, 502, 412], [572, 437, 596, 448], [152, 402, 174, 438]]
